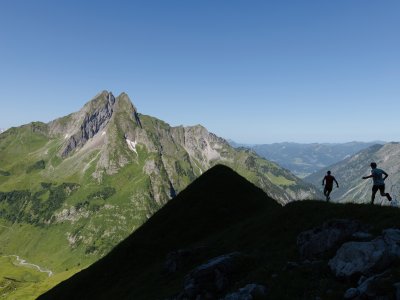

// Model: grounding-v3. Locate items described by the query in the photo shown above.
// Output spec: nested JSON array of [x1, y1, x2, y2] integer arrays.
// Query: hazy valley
[[229, 141, 384, 178]]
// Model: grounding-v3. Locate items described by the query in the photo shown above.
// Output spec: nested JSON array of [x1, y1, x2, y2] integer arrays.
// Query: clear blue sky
[[1, 0, 399, 143]]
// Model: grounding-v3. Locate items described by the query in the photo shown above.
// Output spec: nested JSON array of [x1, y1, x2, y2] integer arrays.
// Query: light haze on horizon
[[0, 1, 399, 144]]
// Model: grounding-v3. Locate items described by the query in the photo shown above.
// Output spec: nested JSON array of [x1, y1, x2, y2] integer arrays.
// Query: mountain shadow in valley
[[38, 165, 400, 300], [38, 165, 280, 299]]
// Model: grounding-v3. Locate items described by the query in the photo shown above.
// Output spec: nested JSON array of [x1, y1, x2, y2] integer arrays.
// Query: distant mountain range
[[0, 91, 320, 298], [305, 143, 400, 204], [229, 141, 385, 178]]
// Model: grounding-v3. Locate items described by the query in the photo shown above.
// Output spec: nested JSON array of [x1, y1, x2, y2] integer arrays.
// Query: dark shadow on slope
[[39, 164, 280, 300], [39, 165, 400, 300]]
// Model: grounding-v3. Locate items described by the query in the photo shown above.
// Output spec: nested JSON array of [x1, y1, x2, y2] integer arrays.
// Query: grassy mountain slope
[[39, 165, 400, 300], [305, 143, 400, 204], [0, 91, 320, 298]]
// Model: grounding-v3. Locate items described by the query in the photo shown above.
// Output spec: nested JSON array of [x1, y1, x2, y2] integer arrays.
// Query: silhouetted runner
[[322, 171, 339, 202], [362, 162, 392, 204]]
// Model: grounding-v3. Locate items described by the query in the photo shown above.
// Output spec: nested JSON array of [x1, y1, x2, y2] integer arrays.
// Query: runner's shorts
[[372, 184, 385, 193]]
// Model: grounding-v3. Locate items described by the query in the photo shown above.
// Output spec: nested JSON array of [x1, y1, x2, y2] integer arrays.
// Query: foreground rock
[[171, 252, 251, 299], [343, 271, 394, 299], [297, 219, 367, 260], [164, 246, 208, 274], [223, 284, 268, 300], [329, 228, 400, 279]]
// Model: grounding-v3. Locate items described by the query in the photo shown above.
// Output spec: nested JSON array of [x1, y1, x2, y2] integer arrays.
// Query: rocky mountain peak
[[81, 91, 115, 113], [114, 92, 142, 128], [107, 91, 115, 104], [56, 91, 118, 157]]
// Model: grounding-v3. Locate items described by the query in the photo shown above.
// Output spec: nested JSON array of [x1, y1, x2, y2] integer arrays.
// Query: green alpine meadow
[[0, 91, 319, 299]]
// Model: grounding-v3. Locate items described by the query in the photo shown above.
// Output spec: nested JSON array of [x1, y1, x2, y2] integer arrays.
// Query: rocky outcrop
[[329, 228, 400, 279], [61, 92, 116, 157], [343, 270, 393, 299], [296, 221, 400, 299], [164, 246, 208, 274], [297, 219, 367, 260], [223, 284, 268, 300], [133, 110, 142, 128], [166, 252, 268, 300], [172, 252, 250, 299], [168, 125, 227, 169]]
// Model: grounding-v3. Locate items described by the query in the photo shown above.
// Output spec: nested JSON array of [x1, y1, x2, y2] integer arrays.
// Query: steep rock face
[[61, 92, 115, 157], [173, 125, 226, 167], [92, 92, 142, 177], [49, 91, 116, 157]]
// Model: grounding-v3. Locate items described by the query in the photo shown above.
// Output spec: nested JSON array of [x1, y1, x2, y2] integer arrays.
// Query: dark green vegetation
[[0, 170, 11, 176], [40, 165, 400, 300], [0, 183, 79, 224], [26, 160, 46, 173]]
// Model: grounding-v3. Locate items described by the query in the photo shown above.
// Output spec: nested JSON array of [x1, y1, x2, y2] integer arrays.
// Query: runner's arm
[[334, 178, 339, 187]]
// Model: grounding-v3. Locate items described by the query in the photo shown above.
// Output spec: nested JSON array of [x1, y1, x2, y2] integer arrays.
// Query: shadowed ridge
[[39, 164, 279, 300]]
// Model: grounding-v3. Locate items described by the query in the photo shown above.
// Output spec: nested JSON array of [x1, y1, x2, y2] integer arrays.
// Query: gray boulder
[[297, 219, 366, 260], [343, 271, 392, 299], [329, 238, 389, 278], [329, 228, 400, 279], [344, 288, 360, 299], [178, 252, 248, 299], [357, 271, 391, 298], [394, 282, 400, 300], [352, 232, 373, 241], [164, 246, 208, 274], [223, 284, 268, 300], [164, 249, 195, 274], [383, 228, 400, 243]]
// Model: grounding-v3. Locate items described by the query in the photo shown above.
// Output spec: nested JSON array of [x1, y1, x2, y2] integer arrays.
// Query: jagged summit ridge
[[1, 90, 320, 203], [43, 90, 320, 201], [48, 91, 142, 157], [61, 91, 115, 156]]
